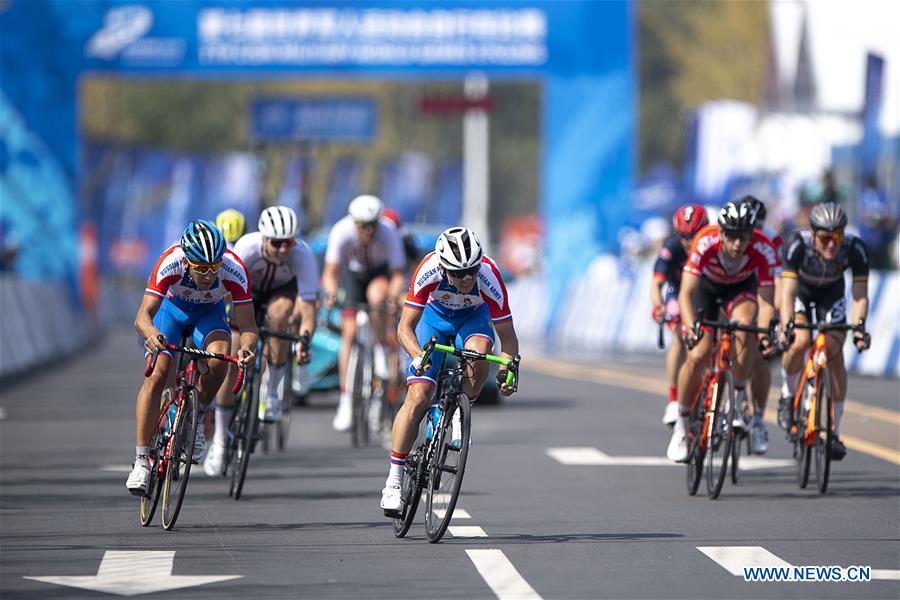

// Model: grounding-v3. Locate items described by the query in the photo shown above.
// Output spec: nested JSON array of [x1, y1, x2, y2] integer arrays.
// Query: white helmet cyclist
[[348, 194, 383, 224], [258, 206, 299, 240], [435, 226, 483, 270]]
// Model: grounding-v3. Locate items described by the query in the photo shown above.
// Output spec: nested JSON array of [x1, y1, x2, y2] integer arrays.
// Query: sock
[[752, 409, 764, 426], [785, 370, 801, 397], [387, 451, 407, 487], [135, 446, 150, 467], [214, 405, 230, 446], [668, 386, 676, 403], [266, 363, 285, 399], [833, 402, 844, 436]]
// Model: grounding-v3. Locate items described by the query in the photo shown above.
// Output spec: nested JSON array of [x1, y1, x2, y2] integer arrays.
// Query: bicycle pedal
[[383, 508, 401, 519]]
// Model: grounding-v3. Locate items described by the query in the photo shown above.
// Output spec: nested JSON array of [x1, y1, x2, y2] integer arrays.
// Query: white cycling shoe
[[332, 395, 353, 432], [380, 484, 402, 514], [203, 442, 226, 477], [667, 425, 689, 463], [750, 423, 769, 455], [662, 402, 680, 427], [126, 463, 150, 496]]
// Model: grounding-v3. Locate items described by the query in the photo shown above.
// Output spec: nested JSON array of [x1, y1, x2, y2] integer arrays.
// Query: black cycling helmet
[[741, 194, 766, 224], [717, 201, 754, 232], [809, 202, 848, 232]]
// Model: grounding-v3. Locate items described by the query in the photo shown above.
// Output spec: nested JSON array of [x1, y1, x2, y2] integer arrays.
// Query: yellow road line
[[525, 355, 900, 466]]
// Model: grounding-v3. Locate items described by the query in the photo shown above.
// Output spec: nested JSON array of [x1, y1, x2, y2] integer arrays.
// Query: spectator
[[857, 173, 898, 269]]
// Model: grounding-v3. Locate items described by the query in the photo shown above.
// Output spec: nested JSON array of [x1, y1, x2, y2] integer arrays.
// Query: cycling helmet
[[381, 208, 402, 228], [673, 204, 708, 238], [180, 219, 226, 264], [258, 206, 299, 240], [348, 194, 383, 223], [741, 195, 766, 224], [215, 208, 246, 244], [717, 201, 754, 232], [435, 226, 483, 270], [809, 202, 848, 232]]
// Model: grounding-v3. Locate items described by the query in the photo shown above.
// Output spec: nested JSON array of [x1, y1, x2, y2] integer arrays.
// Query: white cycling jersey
[[232, 231, 319, 301], [324, 215, 405, 274]]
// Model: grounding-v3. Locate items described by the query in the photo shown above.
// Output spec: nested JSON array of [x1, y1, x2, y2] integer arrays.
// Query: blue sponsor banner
[[2, 0, 635, 329], [251, 98, 377, 143], [860, 52, 884, 177]]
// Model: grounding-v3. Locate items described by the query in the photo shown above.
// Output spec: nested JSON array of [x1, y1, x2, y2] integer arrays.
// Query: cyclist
[[736, 195, 784, 429], [204, 206, 319, 476], [322, 195, 407, 432], [215, 208, 246, 247], [668, 201, 778, 463], [380, 226, 520, 515], [126, 220, 257, 496], [650, 203, 708, 427], [777, 203, 869, 460]]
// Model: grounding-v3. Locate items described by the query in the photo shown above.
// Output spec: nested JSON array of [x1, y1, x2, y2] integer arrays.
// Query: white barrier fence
[[0, 275, 95, 378], [508, 256, 900, 378]]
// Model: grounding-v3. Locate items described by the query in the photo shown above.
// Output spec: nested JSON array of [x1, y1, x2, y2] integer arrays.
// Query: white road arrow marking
[[100, 465, 132, 473], [699, 546, 900, 581], [547, 447, 794, 470], [24, 551, 241, 596], [433, 508, 471, 519]]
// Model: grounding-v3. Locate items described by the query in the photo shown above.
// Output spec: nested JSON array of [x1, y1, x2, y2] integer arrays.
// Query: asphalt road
[[1, 328, 898, 599]]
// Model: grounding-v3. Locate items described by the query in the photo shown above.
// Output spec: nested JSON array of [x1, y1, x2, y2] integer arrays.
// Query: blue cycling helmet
[[180, 219, 226, 264]]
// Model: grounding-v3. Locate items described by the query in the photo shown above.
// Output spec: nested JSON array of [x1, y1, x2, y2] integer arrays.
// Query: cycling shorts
[[148, 298, 230, 358], [406, 304, 494, 386], [343, 264, 390, 307], [251, 277, 297, 326], [794, 283, 846, 325], [694, 275, 757, 327]]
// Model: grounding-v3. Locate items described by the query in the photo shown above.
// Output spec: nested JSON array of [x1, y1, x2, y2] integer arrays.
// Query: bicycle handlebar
[[144, 343, 248, 395], [419, 335, 521, 391], [784, 318, 870, 352], [685, 312, 776, 351]]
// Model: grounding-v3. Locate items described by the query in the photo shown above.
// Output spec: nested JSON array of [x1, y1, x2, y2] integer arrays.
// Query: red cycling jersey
[[683, 225, 777, 287]]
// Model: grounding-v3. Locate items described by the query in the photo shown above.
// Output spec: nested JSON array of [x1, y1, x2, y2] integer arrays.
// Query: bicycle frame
[[792, 332, 830, 446]]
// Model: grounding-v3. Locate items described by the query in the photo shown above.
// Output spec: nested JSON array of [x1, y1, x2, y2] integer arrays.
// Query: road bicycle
[[685, 315, 771, 499], [782, 317, 869, 494], [226, 325, 309, 500], [392, 336, 519, 543], [140, 332, 245, 529], [257, 327, 312, 454]]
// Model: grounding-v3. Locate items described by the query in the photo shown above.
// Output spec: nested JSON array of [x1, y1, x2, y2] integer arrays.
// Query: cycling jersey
[[653, 235, 688, 290], [145, 245, 252, 311], [782, 231, 868, 289], [232, 232, 319, 302], [783, 230, 868, 325], [405, 252, 512, 324], [759, 224, 784, 277], [324, 215, 405, 275], [683, 225, 777, 288]]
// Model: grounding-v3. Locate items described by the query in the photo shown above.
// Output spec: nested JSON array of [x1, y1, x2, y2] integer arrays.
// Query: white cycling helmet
[[435, 226, 483, 270], [258, 206, 299, 240], [348, 194, 383, 223]]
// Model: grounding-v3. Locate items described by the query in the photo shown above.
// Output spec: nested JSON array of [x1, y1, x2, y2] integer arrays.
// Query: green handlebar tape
[[431, 343, 516, 385]]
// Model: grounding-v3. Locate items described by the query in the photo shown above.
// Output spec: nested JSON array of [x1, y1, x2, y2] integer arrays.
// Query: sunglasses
[[355, 221, 377, 230], [815, 231, 843, 246], [188, 260, 222, 275], [447, 265, 480, 279], [721, 229, 751, 242], [268, 238, 295, 249]]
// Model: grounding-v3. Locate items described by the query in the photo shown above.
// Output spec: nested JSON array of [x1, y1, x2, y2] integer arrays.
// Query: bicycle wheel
[[228, 371, 259, 500], [814, 369, 833, 494], [424, 394, 471, 543], [730, 404, 749, 485], [706, 371, 734, 499], [161, 388, 199, 530], [277, 367, 293, 451], [686, 386, 707, 496], [139, 421, 165, 526], [794, 385, 812, 489], [392, 447, 426, 538]]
